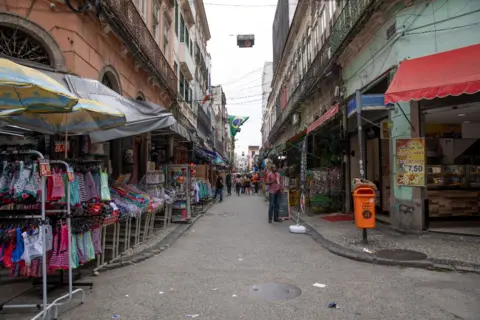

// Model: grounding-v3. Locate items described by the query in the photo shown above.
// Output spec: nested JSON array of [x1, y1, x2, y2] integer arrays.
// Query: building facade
[[261, 62, 273, 148], [211, 85, 228, 159], [247, 146, 260, 171], [0, 0, 176, 105], [172, 0, 211, 130], [265, 0, 480, 233]]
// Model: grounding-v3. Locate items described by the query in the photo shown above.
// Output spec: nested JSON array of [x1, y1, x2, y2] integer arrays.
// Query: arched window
[[0, 25, 51, 66], [100, 66, 122, 94]]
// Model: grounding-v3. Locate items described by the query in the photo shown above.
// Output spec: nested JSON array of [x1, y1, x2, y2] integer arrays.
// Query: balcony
[[180, 0, 195, 27], [268, 0, 377, 142], [197, 103, 212, 130], [179, 42, 195, 81], [179, 100, 197, 129], [102, 0, 178, 96]]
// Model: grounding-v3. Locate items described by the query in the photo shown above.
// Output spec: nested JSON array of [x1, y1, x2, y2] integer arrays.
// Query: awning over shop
[[346, 94, 392, 118], [384, 43, 480, 104], [169, 123, 191, 141], [307, 103, 339, 134], [287, 129, 307, 143], [61, 75, 177, 143]]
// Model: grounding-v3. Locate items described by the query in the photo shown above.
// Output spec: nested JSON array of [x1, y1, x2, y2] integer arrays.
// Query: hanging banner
[[395, 138, 426, 187], [299, 137, 307, 214], [228, 115, 249, 137]]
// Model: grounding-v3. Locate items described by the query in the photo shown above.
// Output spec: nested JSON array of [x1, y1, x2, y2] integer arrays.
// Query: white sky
[[205, 1, 277, 155]]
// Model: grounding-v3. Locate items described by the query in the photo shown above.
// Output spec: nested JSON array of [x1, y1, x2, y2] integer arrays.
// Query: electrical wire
[[220, 66, 265, 85], [203, 2, 277, 7], [227, 98, 263, 105]]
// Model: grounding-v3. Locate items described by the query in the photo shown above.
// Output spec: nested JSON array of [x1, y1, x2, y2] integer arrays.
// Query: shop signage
[[346, 94, 393, 118], [278, 190, 291, 219], [307, 103, 339, 134], [395, 138, 426, 187]]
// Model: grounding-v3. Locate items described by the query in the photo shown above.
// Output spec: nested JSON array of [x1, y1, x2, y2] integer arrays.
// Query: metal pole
[[356, 90, 368, 244]]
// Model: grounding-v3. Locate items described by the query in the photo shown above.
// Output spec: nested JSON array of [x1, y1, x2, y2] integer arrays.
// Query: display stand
[[167, 164, 192, 223], [0, 151, 85, 320]]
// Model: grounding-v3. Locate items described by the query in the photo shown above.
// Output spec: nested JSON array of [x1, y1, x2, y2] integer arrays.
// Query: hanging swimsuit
[[84, 171, 98, 201], [11, 228, 25, 264], [23, 163, 41, 199], [70, 174, 80, 206], [100, 170, 111, 201], [77, 173, 88, 203]]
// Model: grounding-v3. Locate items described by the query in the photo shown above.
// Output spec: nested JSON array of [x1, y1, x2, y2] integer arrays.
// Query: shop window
[[0, 25, 51, 66]]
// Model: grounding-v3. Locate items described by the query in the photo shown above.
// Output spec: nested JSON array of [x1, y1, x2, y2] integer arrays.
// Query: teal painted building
[[340, 0, 480, 232]]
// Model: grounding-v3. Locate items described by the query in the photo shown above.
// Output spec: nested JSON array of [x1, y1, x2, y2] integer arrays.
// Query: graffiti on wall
[[392, 198, 423, 232]]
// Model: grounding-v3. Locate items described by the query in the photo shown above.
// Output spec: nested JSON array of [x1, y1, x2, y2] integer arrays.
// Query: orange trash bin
[[353, 187, 376, 229]]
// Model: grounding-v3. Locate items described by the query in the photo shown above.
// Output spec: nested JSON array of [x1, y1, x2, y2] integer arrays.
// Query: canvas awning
[[62, 75, 177, 143], [384, 44, 480, 104]]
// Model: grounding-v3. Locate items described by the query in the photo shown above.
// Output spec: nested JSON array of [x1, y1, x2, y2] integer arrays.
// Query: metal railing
[[268, 0, 377, 142], [103, 0, 178, 95]]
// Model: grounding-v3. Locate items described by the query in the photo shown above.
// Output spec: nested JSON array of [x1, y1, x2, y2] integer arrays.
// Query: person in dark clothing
[[225, 171, 232, 196], [215, 173, 224, 202]]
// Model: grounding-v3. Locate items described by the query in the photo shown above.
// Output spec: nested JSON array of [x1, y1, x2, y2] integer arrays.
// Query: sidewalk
[[299, 213, 480, 273]]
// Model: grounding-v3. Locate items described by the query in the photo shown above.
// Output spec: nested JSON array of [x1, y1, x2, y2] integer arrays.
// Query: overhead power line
[[204, 2, 277, 7]]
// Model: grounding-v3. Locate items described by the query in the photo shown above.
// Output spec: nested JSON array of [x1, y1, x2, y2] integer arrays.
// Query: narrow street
[[60, 195, 480, 320]]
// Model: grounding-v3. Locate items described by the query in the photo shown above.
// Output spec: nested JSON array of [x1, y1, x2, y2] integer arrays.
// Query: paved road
[[60, 195, 480, 320]]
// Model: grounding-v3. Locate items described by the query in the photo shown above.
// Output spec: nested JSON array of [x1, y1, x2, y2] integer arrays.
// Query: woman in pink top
[[265, 165, 282, 223]]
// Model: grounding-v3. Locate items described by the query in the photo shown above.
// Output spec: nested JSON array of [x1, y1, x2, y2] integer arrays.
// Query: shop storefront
[[346, 75, 393, 219], [385, 43, 480, 235], [0, 58, 194, 317], [305, 103, 344, 214]]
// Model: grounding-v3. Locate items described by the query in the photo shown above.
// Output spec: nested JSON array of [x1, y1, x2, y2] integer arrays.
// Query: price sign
[[38, 159, 51, 177], [395, 138, 425, 186], [67, 166, 75, 182], [403, 164, 424, 173], [54, 141, 69, 153]]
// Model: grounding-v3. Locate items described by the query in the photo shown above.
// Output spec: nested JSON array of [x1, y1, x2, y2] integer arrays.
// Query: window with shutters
[[152, 1, 160, 44], [164, 19, 170, 61], [133, 0, 147, 23], [180, 15, 185, 42], [174, 0, 179, 36]]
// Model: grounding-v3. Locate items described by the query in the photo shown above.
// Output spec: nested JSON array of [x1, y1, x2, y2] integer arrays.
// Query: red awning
[[307, 103, 339, 134], [384, 44, 480, 104]]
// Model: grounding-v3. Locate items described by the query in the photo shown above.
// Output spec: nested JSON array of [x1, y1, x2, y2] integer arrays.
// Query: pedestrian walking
[[226, 171, 232, 196], [215, 172, 224, 202], [252, 172, 259, 194], [235, 174, 242, 196], [265, 165, 282, 223], [244, 175, 252, 195]]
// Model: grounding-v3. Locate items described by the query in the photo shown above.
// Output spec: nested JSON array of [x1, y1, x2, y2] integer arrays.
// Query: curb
[[99, 203, 214, 272], [299, 218, 480, 275]]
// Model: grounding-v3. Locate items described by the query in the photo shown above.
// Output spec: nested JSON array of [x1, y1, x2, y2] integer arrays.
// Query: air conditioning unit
[[292, 113, 300, 125]]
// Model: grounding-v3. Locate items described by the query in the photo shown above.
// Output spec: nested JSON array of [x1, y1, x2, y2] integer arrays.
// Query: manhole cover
[[376, 249, 427, 261], [247, 283, 301, 301]]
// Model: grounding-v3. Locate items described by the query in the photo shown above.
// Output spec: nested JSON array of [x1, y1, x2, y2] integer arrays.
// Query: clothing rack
[[0, 153, 86, 320]]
